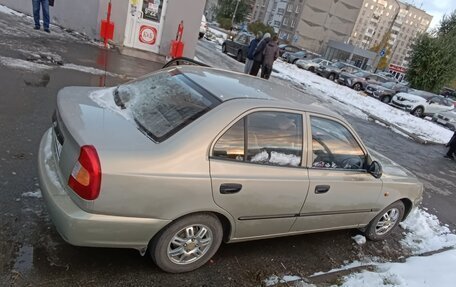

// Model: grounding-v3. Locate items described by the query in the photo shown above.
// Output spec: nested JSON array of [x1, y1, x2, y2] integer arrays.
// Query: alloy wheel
[[167, 224, 213, 265], [375, 207, 400, 236]]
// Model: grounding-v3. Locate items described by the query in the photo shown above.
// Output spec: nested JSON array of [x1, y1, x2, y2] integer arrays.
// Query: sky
[[405, 0, 456, 30]]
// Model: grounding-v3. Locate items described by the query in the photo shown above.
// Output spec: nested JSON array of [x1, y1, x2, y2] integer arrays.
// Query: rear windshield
[[114, 71, 220, 142]]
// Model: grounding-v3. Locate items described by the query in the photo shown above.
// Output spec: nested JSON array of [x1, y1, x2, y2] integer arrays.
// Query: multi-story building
[[251, 0, 363, 53], [349, 0, 432, 67]]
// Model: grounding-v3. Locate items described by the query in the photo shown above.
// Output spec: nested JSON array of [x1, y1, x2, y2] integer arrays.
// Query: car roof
[[172, 66, 341, 118]]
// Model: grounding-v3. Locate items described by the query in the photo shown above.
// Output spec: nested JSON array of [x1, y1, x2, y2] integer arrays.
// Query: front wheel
[[353, 83, 362, 91], [328, 73, 336, 81], [412, 107, 424, 117], [308, 66, 315, 72], [150, 213, 223, 273], [364, 201, 405, 241], [380, 95, 391, 103]]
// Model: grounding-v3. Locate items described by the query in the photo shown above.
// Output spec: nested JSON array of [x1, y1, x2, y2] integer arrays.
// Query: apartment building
[[251, 0, 363, 53], [349, 0, 432, 67]]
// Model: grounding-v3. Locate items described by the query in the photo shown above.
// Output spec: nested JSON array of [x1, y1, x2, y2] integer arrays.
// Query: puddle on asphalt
[[12, 245, 34, 275]]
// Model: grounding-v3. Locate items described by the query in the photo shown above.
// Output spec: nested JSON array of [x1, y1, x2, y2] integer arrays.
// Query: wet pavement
[[0, 9, 455, 287]]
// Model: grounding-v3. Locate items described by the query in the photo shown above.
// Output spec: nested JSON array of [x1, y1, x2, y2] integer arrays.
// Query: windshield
[[332, 62, 345, 69], [353, 71, 370, 77], [381, 82, 396, 89], [114, 71, 220, 142], [312, 58, 323, 63]]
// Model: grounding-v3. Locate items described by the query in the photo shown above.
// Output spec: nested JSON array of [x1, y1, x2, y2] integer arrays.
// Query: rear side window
[[311, 117, 366, 170], [213, 111, 303, 167], [115, 72, 220, 142]]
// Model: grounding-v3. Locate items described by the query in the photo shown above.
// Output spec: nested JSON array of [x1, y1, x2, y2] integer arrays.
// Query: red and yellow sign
[[139, 25, 157, 45]]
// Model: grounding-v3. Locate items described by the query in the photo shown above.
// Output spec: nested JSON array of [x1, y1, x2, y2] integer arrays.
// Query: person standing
[[249, 33, 271, 76], [444, 131, 456, 159], [244, 32, 263, 74], [261, 35, 279, 80], [32, 0, 51, 33]]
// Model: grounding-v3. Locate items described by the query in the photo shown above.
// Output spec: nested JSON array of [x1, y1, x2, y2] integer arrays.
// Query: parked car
[[285, 51, 307, 64], [278, 44, 301, 57], [432, 110, 456, 131], [376, 71, 397, 82], [38, 64, 423, 274], [316, 62, 360, 81], [365, 82, 409, 103], [337, 71, 391, 91], [391, 90, 454, 117], [296, 58, 332, 72], [199, 15, 207, 39], [222, 32, 254, 62]]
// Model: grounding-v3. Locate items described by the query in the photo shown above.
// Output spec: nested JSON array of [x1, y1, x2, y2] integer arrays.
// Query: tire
[[328, 73, 336, 81], [222, 44, 227, 54], [308, 66, 315, 72], [292, 59, 298, 64], [150, 213, 223, 273], [364, 201, 405, 241], [353, 83, 362, 91], [412, 106, 424, 118], [236, 51, 243, 62], [380, 95, 391, 104]]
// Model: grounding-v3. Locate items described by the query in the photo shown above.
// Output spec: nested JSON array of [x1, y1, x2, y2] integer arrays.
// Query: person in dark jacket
[[261, 35, 279, 79], [444, 131, 456, 159], [32, 0, 51, 32], [249, 33, 271, 76], [244, 32, 262, 74]]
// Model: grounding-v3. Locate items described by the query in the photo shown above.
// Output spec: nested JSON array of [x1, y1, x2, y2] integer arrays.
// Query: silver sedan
[[38, 66, 423, 273]]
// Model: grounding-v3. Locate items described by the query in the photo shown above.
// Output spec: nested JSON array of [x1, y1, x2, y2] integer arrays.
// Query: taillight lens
[[68, 145, 101, 200]]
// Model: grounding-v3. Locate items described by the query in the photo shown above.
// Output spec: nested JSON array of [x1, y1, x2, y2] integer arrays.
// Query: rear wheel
[[380, 95, 391, 103], [364, 201, 405, 241], [308, 66, 315, 72], [292, 59, 298, 64], [222, 44, 227, 54], [237, 50, 243, 62], [412, 106, 424, 117], [353, 83, 362, 91], [150, 213, 223, 273], [328, 73, 336, 81]]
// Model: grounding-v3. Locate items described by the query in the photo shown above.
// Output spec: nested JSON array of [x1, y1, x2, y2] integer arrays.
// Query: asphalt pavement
[[0, 11, 455, 287]]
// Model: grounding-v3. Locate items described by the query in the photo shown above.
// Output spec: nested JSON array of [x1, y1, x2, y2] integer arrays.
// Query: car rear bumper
[[38, 129, 171, 251]]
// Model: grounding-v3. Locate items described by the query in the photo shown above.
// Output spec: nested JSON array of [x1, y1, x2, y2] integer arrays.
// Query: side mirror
[[368, 161, 383, 179]]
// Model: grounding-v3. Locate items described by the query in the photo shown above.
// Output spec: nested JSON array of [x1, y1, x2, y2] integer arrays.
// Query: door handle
[[220, 183, 242, 194], [315, 185, 330, 194]]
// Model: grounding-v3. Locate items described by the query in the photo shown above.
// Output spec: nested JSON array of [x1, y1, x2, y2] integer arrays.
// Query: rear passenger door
[[210, 110, 310, 239]]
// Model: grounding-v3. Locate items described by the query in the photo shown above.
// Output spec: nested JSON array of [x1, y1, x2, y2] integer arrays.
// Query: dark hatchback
[[316, 62, 360, 81], [222, 33, 254, 62], [337, 71, 391, 91], [366, 82, 409, 103]]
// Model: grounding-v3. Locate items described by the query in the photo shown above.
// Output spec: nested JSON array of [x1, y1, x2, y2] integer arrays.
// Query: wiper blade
[[113, 87, 126, 110]]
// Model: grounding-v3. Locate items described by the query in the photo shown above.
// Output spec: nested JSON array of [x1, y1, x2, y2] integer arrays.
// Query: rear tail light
[[68, 145, 101, 200]]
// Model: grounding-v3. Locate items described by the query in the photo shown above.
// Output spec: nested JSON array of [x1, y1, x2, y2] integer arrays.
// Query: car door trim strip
[[238, 208, 379, 221]]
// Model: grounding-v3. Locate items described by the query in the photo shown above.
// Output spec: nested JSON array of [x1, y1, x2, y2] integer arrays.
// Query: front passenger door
[[291, 115, 382, 232]]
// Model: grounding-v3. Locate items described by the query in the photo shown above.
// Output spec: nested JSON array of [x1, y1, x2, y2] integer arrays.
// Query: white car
[[296, 58, 332, 72], [199, 15, 207, 39], [390, 91, 454, 117]]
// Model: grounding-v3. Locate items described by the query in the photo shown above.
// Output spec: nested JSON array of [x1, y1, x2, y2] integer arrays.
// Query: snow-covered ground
[[272, 61, 454, 144], [265, 207, 456, 286]]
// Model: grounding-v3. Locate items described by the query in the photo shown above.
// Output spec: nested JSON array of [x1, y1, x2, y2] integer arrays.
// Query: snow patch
[[265, 275, 306, 287], [61, 64, 122, 78], [89, 87, 133, 121], [22, 190, 42, 199], [400, 208, 456, 254], [338, 249, 456, 287], [0, 56, 53, 72], [272, 61, 453, 144], [0, 5, 25, 16], [352, 235, 367, 245]]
